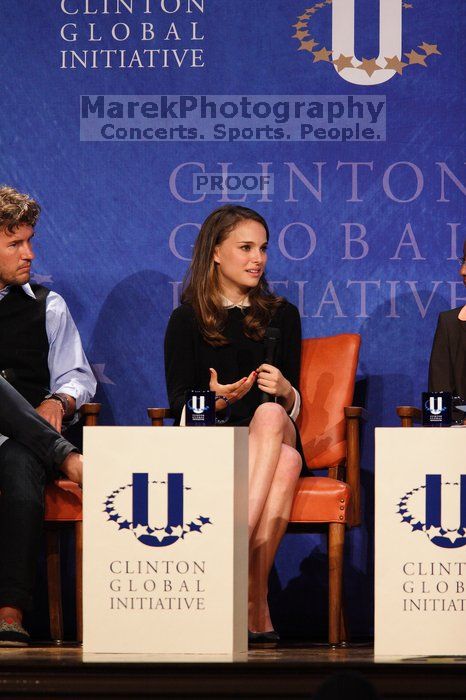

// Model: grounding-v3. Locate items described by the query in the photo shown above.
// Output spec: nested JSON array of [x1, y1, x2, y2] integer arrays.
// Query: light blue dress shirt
[[0, 283, 96, 446]]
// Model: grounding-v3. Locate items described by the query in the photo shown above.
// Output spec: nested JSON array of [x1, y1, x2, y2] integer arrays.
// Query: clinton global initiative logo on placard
[[397, 475, 466, 549], [426, 396, 447, 416], [103, 473, 212, 548], [292, 0, 441, 85], [190, 395, 206, 414]]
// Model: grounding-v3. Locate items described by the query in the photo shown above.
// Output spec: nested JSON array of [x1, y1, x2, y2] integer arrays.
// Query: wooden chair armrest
[[344, 406, 366, 527], [79, 403, 101, 426], [396, 406, 422, 428], [344, 406, 368, 421], [147, 407, 173, 427]]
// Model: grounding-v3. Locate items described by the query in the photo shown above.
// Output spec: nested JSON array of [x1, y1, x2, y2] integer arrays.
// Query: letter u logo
[[192, 396, 206, 414], [132, 473, 184, 547], [425, 475, 466, 549], [332, 0, 402, 85], [429, 397, 443, 415]]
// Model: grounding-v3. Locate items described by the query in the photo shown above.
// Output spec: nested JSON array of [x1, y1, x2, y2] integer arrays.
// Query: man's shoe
[[0, 618, 30, 647]]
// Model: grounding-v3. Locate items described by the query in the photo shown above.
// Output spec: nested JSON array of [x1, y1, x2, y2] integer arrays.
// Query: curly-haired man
[[0, 186, 96, 645]]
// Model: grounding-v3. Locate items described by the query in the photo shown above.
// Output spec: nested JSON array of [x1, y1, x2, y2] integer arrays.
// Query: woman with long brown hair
[[164, 205, 305, 641]]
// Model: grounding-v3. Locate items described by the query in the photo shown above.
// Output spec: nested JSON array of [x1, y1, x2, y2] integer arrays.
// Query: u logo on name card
[[185, 390, 230, 426], [422, 392, 452, 427]]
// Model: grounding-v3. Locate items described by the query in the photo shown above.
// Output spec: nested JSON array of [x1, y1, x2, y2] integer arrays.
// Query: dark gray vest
[[0, 284, 50, 407]]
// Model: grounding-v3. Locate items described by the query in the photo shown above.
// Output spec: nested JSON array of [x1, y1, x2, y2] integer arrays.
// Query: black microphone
[[0, 368, 16, 384], [260, 327, 281, 404]]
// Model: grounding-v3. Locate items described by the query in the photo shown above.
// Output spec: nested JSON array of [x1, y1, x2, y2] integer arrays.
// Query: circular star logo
[[292, 1, 441, 80], [103, 479, 212, 548], [396, 481, 466, 549]]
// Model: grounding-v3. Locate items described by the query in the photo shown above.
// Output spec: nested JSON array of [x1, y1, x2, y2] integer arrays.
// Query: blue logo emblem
[[424, 396, 447, 415], [397, 475, 466, 549], [103, 472, 212, 547], [187, 395, 210, 414]]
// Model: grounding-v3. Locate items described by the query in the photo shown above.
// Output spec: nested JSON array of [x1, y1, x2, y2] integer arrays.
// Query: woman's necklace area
[[222, 291, 250, 313], [235, 294, 249, 313]]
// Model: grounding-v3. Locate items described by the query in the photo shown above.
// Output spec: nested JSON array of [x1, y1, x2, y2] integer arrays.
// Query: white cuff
[[180, 405, 186, 427], [288, 386, 301, 422]]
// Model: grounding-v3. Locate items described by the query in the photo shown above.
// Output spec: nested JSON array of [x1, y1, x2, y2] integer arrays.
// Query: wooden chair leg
[[328, 522, 345, 646], [340, 604, 348, 643], [75, 521, 83, 644], [45, 526, 64, 644]]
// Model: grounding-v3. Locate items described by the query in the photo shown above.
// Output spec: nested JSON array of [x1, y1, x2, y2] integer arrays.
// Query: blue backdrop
[[1, 0, 464, 638]]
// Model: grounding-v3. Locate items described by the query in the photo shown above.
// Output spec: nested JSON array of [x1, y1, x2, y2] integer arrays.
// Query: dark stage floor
[[0, 643, 465, 699]]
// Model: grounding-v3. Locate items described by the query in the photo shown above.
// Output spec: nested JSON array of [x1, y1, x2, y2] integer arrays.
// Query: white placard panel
[[375, 428, 466, 657], [83, 427, 248, 656]]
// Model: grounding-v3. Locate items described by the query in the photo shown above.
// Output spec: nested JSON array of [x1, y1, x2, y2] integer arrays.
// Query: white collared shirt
[[220, 294, 251, 309]]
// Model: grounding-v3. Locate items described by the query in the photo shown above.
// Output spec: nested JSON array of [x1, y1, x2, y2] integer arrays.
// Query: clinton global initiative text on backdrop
[[164, 159, 465, 319], [60, 0, 206, 69]]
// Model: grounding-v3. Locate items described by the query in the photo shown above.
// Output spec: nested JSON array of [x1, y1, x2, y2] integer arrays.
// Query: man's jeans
[[0, 376, 77, 612]]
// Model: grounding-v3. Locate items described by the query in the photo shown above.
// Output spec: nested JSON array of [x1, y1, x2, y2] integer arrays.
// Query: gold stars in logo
[[292, 1, 441, 79], [418, 42, 441, 56], [290, 1, 333, 64], [313, 47, 332, 62], [332, 54, 354, 72], [384, 56, 408, 75], [357, 57, 381, 76], [298, 39, 319, 53], [292, 29, 310, 40], [405, 49, 427, 66]]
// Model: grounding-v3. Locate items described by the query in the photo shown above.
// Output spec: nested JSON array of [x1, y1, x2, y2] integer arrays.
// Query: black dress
[[164, 300, 307, 468], [428, 306, 466, 399]]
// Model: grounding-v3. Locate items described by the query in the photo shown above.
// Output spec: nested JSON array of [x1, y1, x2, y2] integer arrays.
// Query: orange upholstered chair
[[288, 334, 364, 646], [147, 333, 364, 646], [44, 402, 100, 643]]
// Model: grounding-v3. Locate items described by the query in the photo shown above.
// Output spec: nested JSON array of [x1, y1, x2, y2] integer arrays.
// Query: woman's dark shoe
[[248, 629, 280, 644]]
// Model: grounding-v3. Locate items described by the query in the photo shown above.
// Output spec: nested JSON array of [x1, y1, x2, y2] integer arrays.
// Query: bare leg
[[247, 403, 302, 632], [249, 444, 301, 632], [248, 403, 296, 537]]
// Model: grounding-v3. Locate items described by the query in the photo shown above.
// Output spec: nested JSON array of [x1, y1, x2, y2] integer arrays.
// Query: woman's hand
[[209, 368, 256, 406], [256, 363, 294, 411]]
